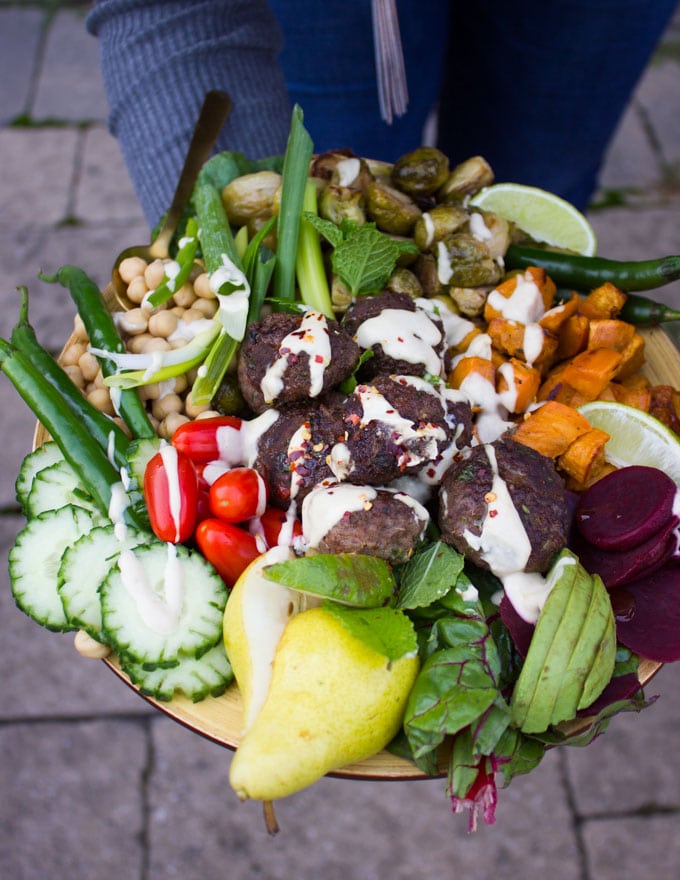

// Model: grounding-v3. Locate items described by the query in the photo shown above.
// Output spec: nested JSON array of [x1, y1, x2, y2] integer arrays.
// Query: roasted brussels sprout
[[468, 211, 512, 261], [391, 147, 450, 196], [438, 155, 494, 202], [411, 253, 445, 297], [365, 179, 422, 235], [211, 373, 248, 417], [331, 275, 353, 312], [413, 204, 469, 251], [437, 232, 504, 288], [448, 286, 491, 318], [319, 184, 367, 226], [383, 267, 423, 300]]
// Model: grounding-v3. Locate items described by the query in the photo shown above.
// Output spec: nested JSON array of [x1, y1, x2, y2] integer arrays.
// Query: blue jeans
[[269, 0, 677, 209]]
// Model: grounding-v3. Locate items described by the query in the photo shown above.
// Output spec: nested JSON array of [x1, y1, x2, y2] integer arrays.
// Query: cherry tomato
[[144, 446, 198, 543], [210, 467, 268, 523], [258, 506, 303, 547], [195, 518, 262, 587], [172, 415, 243, 465]]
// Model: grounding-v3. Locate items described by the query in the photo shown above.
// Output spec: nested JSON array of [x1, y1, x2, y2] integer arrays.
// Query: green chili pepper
[[145, 217, 199, 308], [506, 244, 680, 293], [0, 338, 146, 529], [618, 292, 680, 326], [39, 266, 156, 439], [10, 286, 131, 469]]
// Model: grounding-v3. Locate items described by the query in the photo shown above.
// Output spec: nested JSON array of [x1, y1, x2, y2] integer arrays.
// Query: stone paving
[[1, 3, 680, 879]]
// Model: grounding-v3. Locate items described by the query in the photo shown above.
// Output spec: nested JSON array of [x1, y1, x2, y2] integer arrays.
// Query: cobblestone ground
[[1, 3, 680, 879]]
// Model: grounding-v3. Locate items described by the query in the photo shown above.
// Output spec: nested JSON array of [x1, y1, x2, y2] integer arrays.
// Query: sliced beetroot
[[570, 517, 679, 588], [499, 593, 534, 658], [575, 465, 678, 551], [609, 561, 680, 662]]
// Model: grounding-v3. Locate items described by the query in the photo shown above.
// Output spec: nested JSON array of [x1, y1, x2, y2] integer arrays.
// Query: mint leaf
[[303, 212, 344, 248]]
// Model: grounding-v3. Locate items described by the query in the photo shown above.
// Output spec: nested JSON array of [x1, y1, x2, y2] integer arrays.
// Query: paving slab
[[32, 7, 108, 122], [0, 719, 147, 880], [563, 663, 680, 815], [0, 127, 79, 230], [0, 7, 44, 123], [0, 514, 154, 719], [74, 125, 147, 224], [581, 814, 680, 880], [147, 718, 580, 880], [597, 99, 661, 193], [636, 57, 680, 169]]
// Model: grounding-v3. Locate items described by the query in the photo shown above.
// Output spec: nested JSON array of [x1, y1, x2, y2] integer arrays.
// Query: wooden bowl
[[35, 315, 675, 779]]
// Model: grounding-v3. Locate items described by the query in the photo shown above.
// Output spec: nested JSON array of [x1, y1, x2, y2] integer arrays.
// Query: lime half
[[578, 400, 680, 484], [469, 183, 597, 256]]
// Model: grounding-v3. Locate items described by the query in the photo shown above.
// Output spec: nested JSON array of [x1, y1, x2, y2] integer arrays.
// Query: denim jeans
[[269, 0, 677, 209]]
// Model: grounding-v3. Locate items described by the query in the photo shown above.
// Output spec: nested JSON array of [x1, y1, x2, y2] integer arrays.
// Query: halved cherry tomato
[[258, 506, 303, 547], [210, 467, 268, 523], [144, 446, 198, 543], [172, 415, 243, 465], [195, 518, 262, 587]]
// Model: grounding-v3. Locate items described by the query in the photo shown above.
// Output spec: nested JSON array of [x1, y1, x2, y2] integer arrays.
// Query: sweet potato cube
[[578, 282, 627, 319], [539, 293, 581, 334], [586, 319, 635, 352], [556, 313, 589, 360], [558, 428, 610, 488], [483, 266, 557, 322], [496, 358, 541, 413], [559, 348, 624, 398], [614, 333, 646, 380], [512, 400, 592, 458], [448, 355, 495, 390], [487, 317, 558, 368], [608, 381, 651, 411]]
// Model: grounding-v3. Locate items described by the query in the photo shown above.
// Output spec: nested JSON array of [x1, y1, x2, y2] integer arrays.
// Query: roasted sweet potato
[[496, 358, 541, 413], [487, 317, 558, 368], [555, 313, 589, 360], [483, 266, 556, 322], [558, 427, 610, 488], [539, 292, 581, 334], [578, 282, 627, 320], [559, 348, 624, 399], [511, 400, 591, 458], [448, 355, 495, 390]]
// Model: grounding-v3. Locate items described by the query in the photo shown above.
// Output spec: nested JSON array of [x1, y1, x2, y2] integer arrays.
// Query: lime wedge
[[469, 183, 597, 256], [578, 400, 680, 484]]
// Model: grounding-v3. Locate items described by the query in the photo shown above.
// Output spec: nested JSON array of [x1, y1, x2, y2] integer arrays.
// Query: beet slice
[[570, 518, 679, 588], [609, 561, 680, 662], [499, 593, 534, 658], [575, 466, 678, 551]]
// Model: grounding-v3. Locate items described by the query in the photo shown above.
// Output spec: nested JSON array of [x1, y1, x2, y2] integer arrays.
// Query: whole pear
[[229, 603, 420, 802]]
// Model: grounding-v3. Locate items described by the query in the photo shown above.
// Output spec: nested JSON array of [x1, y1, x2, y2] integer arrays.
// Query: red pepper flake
[[489, 509, 498, 518], [314, 354, 324, 363]]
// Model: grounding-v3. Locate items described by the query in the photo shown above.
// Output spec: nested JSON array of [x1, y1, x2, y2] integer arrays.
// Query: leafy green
[[395, 541, 465, 610], [196, 150, 283, 192], [323, 603, 418, 662], [305, 215, 418, 296]]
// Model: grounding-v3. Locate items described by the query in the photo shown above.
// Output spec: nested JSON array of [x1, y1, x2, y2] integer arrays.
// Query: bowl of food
[[7, 106, 680, 830]]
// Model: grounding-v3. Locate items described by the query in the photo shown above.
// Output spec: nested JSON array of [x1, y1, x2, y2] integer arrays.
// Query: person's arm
[[87, 0, 292, 227]]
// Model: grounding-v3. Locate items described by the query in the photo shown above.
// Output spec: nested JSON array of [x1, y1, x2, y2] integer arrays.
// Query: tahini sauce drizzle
[[260, 311, 332, 404], [354, 308, 443, 377], [118, 543, 185, 636]]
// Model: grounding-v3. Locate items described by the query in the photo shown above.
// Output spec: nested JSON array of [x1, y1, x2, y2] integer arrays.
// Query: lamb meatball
[[238, 310, 360, 413], [253, 396, 346, 506], [438, 435, 569, 573], [336, 374, 472, 486], [301, 482, 430, 564], [342, 290, 445, 380]]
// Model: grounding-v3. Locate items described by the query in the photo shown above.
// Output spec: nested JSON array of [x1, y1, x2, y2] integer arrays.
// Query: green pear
[[229, 603, 420, 802], [223, 545, 308, 734]]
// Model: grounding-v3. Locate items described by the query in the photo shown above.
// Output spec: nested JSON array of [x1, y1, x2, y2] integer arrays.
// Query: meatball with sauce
[[438, 435, 569, 574], [301, 482, 430, 564], [253, 395, 346, 507], [336, 374, 473, 486], [237, 310, 360, 413], [342, 290, 445, 380]]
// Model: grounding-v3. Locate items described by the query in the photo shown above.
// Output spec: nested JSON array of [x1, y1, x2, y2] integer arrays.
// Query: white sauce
[[159, 444, 184, 542], [469, 212, 492, 241], [415, 297, 475, 350], [260, 311, 332, 404], [210, 253, 251, 341], [302, 483, 378, 548], [421, 212, 435, 248], [118, 543, 185, 636], [336, 157, 361, 187], [355, 308, 443, 377], [436, 240, 454, 285]]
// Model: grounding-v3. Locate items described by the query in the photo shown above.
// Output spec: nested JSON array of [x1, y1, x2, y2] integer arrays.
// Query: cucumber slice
[[123, 642, 233, 702], [9, 505, 99, 631], [101, 542, 228, 668], [58, 524, 150, 641], [126, 436, 164, 488], [26, 458, 99, 518], [15, 441, 64, 509]]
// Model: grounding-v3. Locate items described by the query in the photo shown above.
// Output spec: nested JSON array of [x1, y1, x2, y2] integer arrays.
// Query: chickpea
[[126, 275, 149, 304], [184, 396, 212, 419], [118, 256, 148, 284], [191, 297, 218, 318], [72, 313, 89, 342], [171, 305, 185, 318], [172, 282, 197, 309], [144, 258, 167, 290], [192, 272, 214, 299], [139, 382, 161, 401], [78, 351, 100, 383], [63, 363, 85, 388], [172, 373, 188, 395], [148, 310, 179, 338], [117, 308, 148, 336], [61, 341, 87, 367], [195, 409, 222, 420], [152, 393, 184, 421], [93, 369, 107, 389], [159, 411, 190, 439], [139, 336, 171, 354], [74, 629, 112, 659], [181, 308, 205, 324], [127, 333, 154, 353], [87, 387, 115, 415]]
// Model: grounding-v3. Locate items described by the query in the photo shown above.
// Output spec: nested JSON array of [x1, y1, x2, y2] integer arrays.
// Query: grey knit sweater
[[87, 0, 293, 227]]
